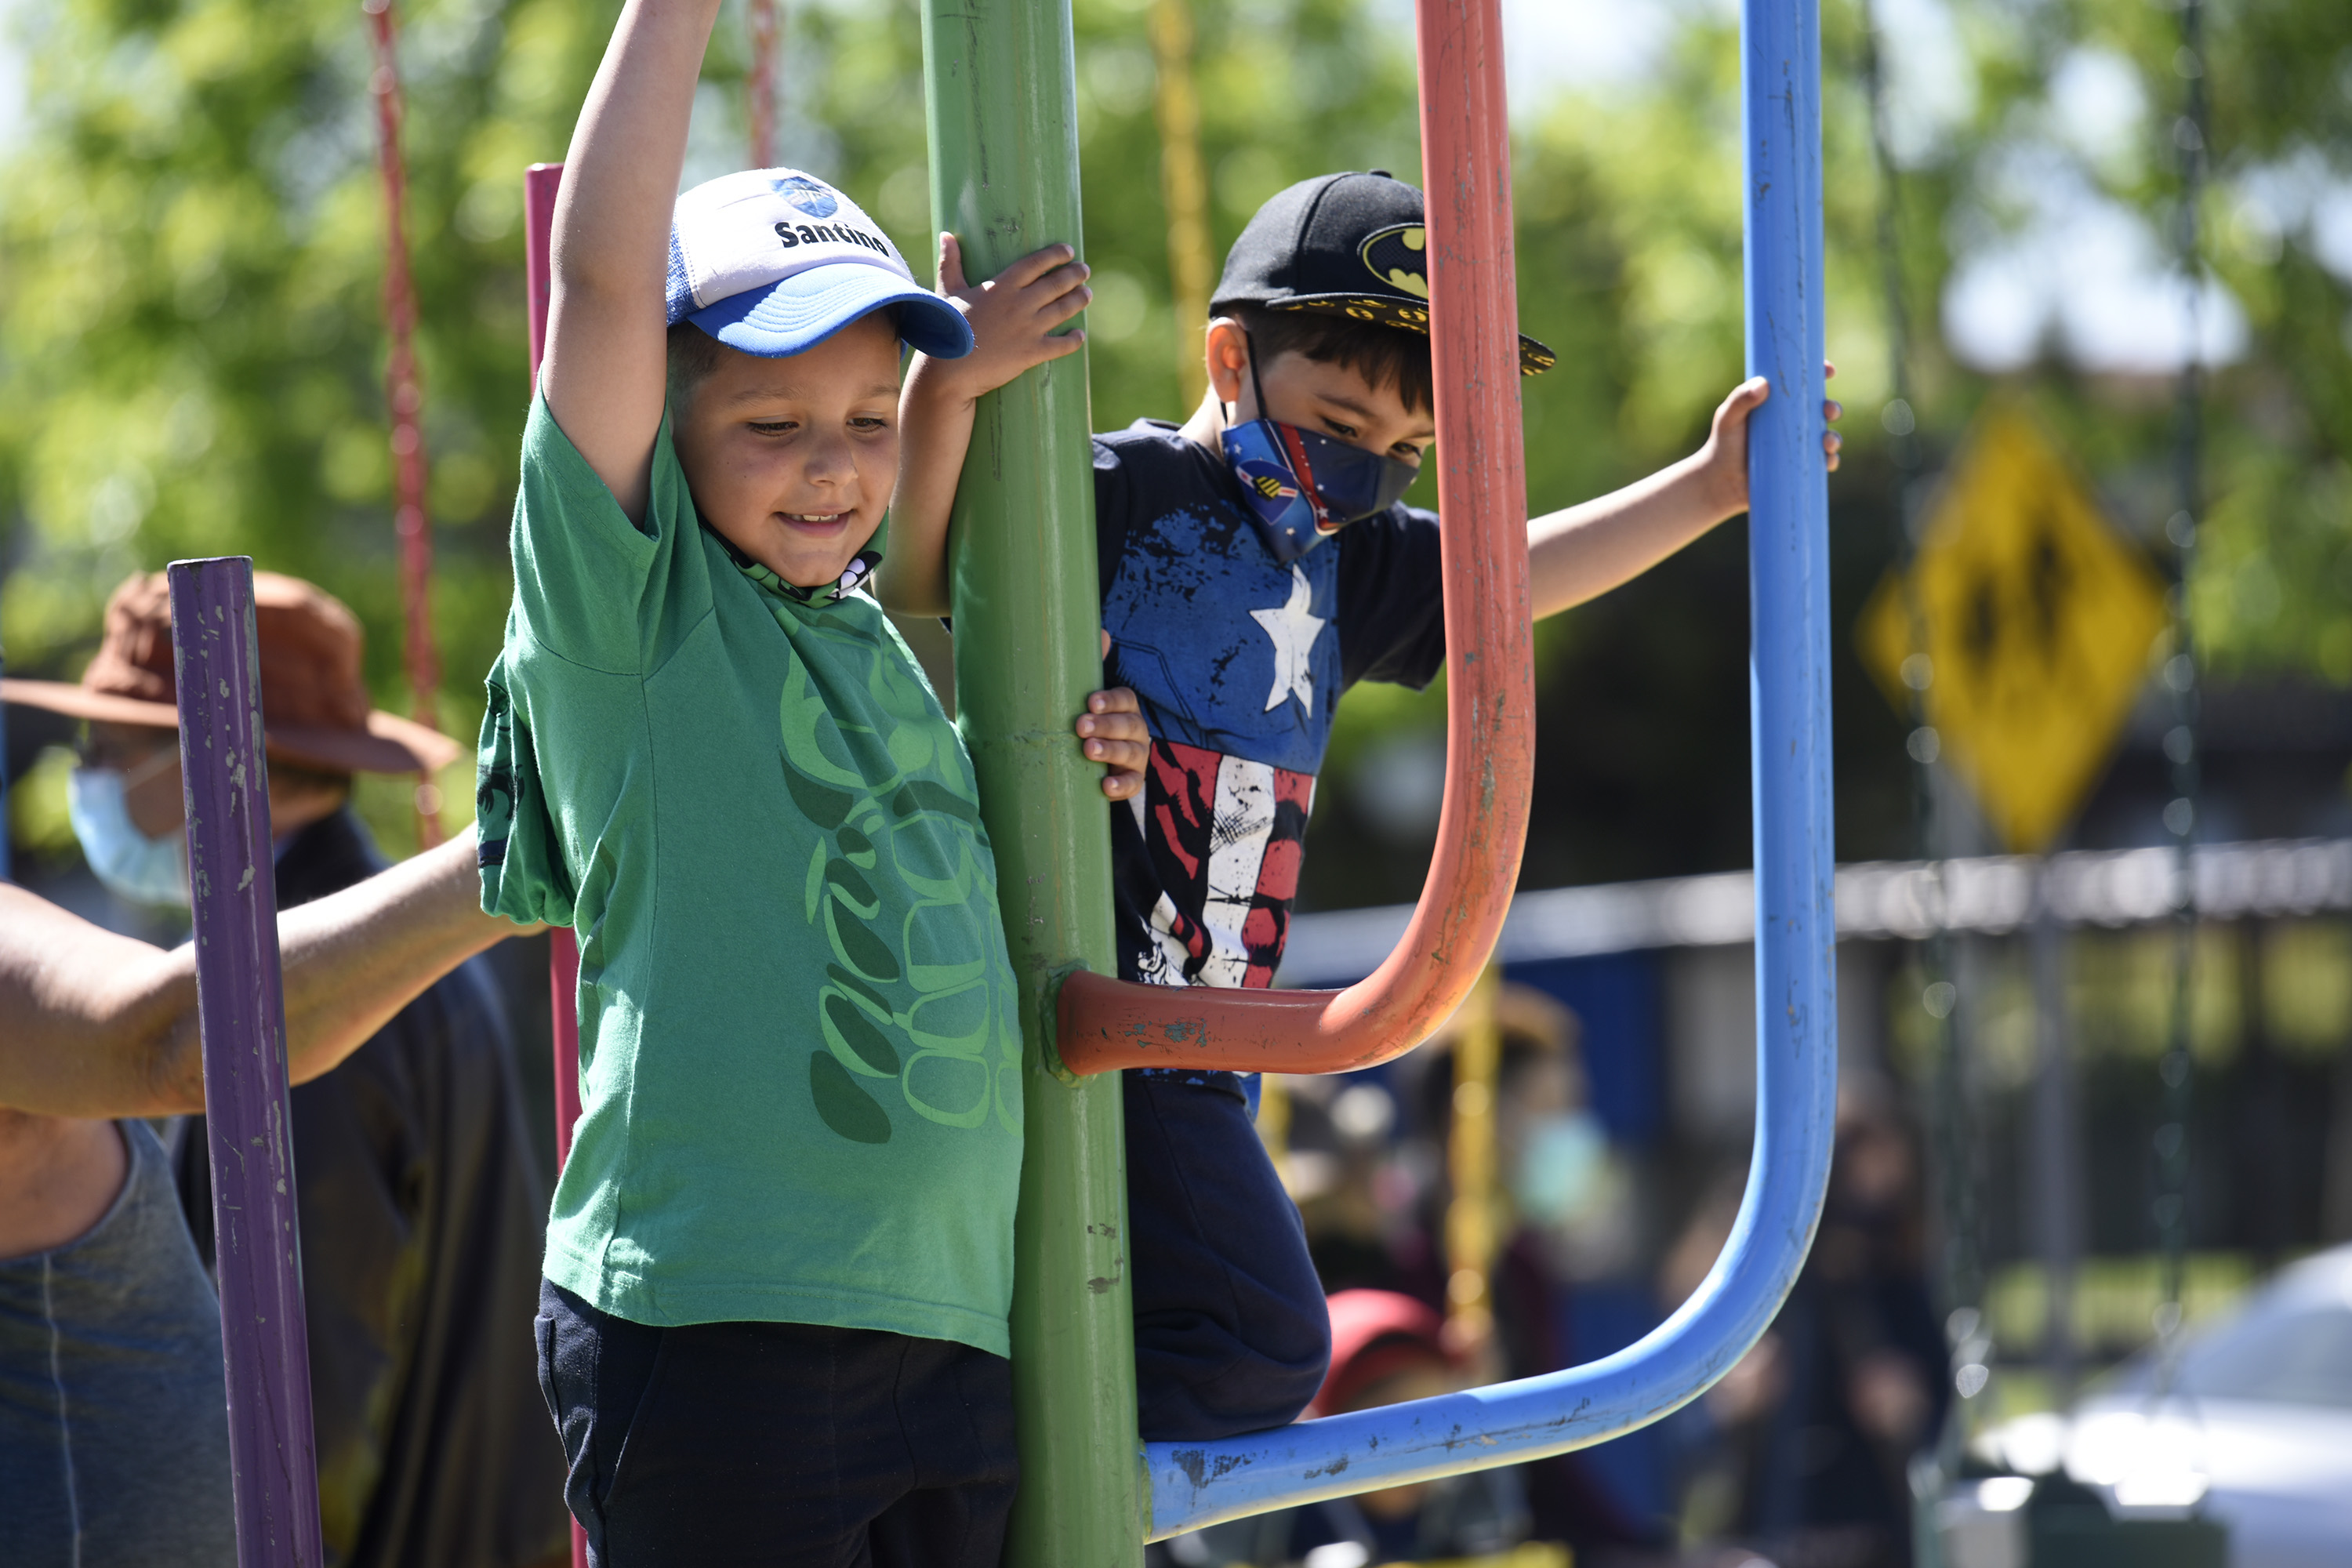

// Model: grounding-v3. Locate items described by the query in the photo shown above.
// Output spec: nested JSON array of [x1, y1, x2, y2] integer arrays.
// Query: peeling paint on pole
[[170, 556, 326, 1568]]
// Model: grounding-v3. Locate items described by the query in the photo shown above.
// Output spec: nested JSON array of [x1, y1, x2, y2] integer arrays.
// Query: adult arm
[[0, 829, 532, 1118], [1528, 372, 1841, 622], [539, 0, 724, 521]]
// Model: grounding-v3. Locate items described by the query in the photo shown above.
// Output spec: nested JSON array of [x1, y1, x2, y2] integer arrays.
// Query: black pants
[[1126, 1069, 1333, 1440], [535, 1280, 1017, 1568]]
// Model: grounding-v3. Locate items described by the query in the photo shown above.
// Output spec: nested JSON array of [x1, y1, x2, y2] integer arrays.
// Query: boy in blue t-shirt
[[478, 2, 1147, 1560], [891, 171, 1841, 1444]]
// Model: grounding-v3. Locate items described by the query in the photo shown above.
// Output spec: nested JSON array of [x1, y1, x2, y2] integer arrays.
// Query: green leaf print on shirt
[[778, 609, 1021, 1148], [809, 1051, 895, 1145]]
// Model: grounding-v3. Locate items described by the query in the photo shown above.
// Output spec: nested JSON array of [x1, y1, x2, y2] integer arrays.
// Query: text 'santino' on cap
[[666, 169, 975, 361], [1212, 170, 1555, 376]]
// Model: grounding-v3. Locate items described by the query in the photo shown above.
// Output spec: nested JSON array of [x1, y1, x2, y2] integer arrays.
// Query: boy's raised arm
[[880, 234, 1091, 617], [1526, 371, 1842, 622], [541, 0, 725, 521]]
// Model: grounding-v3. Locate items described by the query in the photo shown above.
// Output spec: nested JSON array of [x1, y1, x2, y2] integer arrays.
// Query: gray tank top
[[0, 1118, 237, 1567]]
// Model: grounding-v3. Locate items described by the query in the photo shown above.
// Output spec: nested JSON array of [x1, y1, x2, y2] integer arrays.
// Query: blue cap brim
[[686, 263, 974, 359]]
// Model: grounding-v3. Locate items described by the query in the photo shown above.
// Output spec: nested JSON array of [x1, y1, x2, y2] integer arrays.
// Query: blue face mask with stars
[[1219, 331, 1422, 564]]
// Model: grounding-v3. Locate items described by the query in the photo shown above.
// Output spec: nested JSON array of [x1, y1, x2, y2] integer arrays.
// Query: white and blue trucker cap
[[666, 169, 973, 359]]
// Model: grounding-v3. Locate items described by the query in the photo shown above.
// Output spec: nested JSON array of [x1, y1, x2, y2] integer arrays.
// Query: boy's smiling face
[[670, 312, 902, 590], [1204, 317, 1437, 466]]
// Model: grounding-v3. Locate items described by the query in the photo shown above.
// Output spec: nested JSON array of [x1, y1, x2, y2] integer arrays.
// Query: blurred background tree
[[0, 0, 614, 853], [2, 0, 2348, 895]]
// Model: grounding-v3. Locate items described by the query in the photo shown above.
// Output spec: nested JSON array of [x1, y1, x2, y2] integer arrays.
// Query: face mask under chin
[[67, 767, 191, 909]]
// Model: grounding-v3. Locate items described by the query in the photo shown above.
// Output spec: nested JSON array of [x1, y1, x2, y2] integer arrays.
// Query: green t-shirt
[[474, 397, 1024, 1355]]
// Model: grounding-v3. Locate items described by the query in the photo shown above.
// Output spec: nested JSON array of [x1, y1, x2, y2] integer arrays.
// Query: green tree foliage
[[0, 0, 616, 851], [1842, 0, 2352, 684]]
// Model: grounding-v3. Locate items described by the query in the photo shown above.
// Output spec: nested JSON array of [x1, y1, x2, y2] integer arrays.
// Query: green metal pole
[[920, 3, 1142, 1563]]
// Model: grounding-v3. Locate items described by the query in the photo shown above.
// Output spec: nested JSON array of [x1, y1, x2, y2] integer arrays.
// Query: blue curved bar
[[1141, 0, 1835, 1539]]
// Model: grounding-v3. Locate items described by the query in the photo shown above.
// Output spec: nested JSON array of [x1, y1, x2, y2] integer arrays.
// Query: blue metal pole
[[1138, 0, 1836, 1536], [170, 557, 327, 1568]]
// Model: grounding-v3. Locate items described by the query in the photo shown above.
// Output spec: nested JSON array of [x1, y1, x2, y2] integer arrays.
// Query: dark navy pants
[[535, 1280, 1017, 1567], [1126, 1069, 1333, 1441]]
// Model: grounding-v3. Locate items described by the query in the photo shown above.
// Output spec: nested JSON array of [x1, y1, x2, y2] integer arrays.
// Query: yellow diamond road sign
[[1858, 405, 2169, 855]]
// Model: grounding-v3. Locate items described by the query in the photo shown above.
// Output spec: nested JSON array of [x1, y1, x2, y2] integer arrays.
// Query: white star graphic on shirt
[[1248, 564, 1328, 714]]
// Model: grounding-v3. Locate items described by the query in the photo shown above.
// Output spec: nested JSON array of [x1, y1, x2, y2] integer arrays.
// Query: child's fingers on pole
[[1076, 685, 1150, 797], [1028, 328, 1085, 363], [1039, 282, 1093, 328], [1026, 260, 1092, 304], [1076, 710, 1148, 743], [1084, 685, 1142, 717], [936, 232, 968, 296], [1714, 376, 1769, 432], [1083, 735, 1149, 771], [995, 241, 1079, 289]]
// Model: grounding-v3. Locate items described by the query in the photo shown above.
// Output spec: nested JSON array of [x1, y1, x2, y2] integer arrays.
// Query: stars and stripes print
[[1093, 421, 1443, 996], [1127, 739, 1315, 990]]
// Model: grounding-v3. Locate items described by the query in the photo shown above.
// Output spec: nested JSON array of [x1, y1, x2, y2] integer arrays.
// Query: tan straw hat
[[0, 570, 462, 775]]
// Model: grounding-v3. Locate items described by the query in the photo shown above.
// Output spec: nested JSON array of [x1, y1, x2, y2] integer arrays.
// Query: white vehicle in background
[[1973, 1243, 2352, 1568]]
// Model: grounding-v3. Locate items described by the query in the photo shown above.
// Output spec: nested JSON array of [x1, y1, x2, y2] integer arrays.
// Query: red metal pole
[[747, 0, 780, 168], [364, 0, 445, 848], [522, 159, 587, 1568], [1056, 0, 1534, 1076]]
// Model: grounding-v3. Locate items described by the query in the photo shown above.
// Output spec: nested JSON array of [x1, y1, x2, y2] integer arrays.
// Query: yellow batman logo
[[1359, 224, 1429, 299]]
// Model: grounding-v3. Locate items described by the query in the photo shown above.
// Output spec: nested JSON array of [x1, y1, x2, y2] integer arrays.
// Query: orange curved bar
[[1058, 13, 1532, 1076]]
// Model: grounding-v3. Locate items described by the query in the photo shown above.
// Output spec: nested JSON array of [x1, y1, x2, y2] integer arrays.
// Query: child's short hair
[[1224, 303, 1435, 417], [667, 321, 728, 409]]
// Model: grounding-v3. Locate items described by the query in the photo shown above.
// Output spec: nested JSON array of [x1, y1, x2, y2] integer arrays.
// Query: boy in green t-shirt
[[472, 3, 1142, 1560]]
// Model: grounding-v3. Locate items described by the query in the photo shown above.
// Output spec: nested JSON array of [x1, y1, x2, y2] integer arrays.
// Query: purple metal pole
[[169, 556, 325, 1568]]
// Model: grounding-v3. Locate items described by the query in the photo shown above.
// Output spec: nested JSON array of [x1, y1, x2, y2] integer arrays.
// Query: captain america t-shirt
[[1095, 419, 1446, 992]]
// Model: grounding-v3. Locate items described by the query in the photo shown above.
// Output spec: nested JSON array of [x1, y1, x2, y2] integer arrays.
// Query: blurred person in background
[[1, 818, 514, 1568], [1403, 985, 1669, 1560], [1662, 1080, 1945, 1568], [1, 570, 568, 1568]]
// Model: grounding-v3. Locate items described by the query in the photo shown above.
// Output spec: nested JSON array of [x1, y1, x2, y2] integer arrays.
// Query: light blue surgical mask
[[1510, 1110, 1609, 1228], [68, 767, 191, 908]]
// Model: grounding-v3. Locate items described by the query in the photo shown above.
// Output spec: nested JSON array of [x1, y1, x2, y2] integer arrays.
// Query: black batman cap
[[1210, 170, 1555, 376]]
